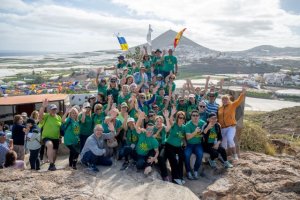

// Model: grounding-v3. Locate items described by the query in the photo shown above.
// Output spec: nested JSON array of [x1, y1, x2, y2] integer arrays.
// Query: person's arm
[[135, 112, 145, 134], [175, 57, 178, 75], [80, 109, 86, 123], [187, 79, 195, 94], [145, 85, 159, 105], [169, 105, 177, 126], [186, 127, 201, 140], [148, 148, 159, 164], [105, 96, 113, 115], [9, 139, 14, 150], [103, 121, 116, 139], [86, 137, 106, 156], [123, 113, 129, 131], [104, 65, 116, 71], [38, 99, 48, 122], [163, 110, 171, 132], [203, 122, 213, 134], [232, 86, 247, 108], [204, 76, 210, 93], [96, 68, 101, 85], [218, 79, 224, 95], [62, 106, 71, 123]]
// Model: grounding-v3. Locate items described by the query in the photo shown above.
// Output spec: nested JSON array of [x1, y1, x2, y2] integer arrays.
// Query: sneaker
[[144, 166, 152, 175], [48, 163, 56, 171], [193, 171, 199, 180], [173, 179, 183, 185], [224, 161, 233, 168], [233, 154, 239, 160], [208, 158, 217, 169], [88, 164, 99, 172], [120, 161, 129, 171], [187, 172, 194, 180], [181, 179, 186, 184]]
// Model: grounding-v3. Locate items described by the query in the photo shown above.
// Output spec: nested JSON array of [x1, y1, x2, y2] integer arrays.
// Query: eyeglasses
[[199, 105, 206, 108], [140, 96, 145, 99], [178, 116, 185, 120], [149, 114, 154, 117], [192, 114, 199, 117], [110, 80, 116, 83]]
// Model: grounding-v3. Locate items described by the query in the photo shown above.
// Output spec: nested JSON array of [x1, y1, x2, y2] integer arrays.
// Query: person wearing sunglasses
[[164, 73, 176, 96], [107, 76, 120, 103], [198, 101, 209, 122], [162, 49, 178, 78], [92, 104, 105, 128], [205, 91, 219, 115], [137, 85, 159, 115], [96, 68, 108, 98], [165, 108, 186, 185], [134, 112, 159, 175], [184, 110, 206, 180]]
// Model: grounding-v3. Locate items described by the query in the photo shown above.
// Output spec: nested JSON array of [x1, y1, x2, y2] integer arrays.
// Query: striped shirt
[[205, 100, 219, 114]]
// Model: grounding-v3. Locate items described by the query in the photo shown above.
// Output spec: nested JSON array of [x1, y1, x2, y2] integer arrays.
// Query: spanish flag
[[117, 36, 129, 51], [174, 28, 186, 49]]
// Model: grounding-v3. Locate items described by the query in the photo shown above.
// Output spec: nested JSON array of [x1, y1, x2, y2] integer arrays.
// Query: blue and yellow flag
[[117, 36, 129, 51]]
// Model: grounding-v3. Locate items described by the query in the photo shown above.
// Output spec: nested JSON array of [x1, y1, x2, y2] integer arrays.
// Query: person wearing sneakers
[[218, 86, 247, 160], [80, 124, 116, 172], [134, 112, 159, 175], [38, 99, 62, 171], [184, 110, 206, 180], [202, 113, 233, 169], [119, 117, 139, 170], [62, 107, 80, 170]]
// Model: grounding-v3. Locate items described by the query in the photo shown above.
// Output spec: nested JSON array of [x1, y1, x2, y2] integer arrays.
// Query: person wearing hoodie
[[25, 118, 41, 170]]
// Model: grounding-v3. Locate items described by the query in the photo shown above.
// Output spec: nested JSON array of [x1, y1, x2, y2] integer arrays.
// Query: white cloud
[[0, 0, 300, 52]]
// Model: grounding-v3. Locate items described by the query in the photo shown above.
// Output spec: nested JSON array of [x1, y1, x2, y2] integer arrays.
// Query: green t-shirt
[[166, 124, 185, 147], [129, 109, 139, 121], [117, 93, 131, 105], [176, 102, 187, 113], [143, 60, 152, 73], [40, 113, 61, 139], [155, 95, 164, 109], [152, 56, 163, 71], [102, 118, 122, 133], [79, 114, 93, 136], [185, 120, 205, 144], [107, 88, 119, 103], [117, 61, 128, 69], [186, 103, 197, 120], [92, 112, 106, 128], [125, 127, 139, 145], [163, 55, 177, 72], [63, 117, 80, 145], [153, 125, 167, 145], [207, 127, 218, 143], [164, 82, 176, 95], [136, 132, 159, 156], [97, 84, 107, 96]]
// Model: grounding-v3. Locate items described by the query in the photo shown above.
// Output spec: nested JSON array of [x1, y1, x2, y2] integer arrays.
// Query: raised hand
[[163, 109, 169, 118], [138, 111, 146, 120], [108, 121, 115, 132], [42, 99, 48, 108]]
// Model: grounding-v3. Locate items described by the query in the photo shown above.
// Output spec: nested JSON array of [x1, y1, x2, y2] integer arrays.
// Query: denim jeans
[[29, 148, 40, 170], [118, 144, 136, 162], [184, 143, 203, 173], [135, 150, 155, 170], [81, 150, 112, 166]]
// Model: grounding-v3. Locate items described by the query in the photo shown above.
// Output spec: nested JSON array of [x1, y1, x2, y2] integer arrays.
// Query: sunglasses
[[209, 95, 215, 97], [178, 116, 185, 120], [192, 114, 199, 117], [199, 105, 206, 108], [149, 114, 154, 117], [96, 109, 102, 111], [110, 80, 116, 83], [140, 96, 145, 99]]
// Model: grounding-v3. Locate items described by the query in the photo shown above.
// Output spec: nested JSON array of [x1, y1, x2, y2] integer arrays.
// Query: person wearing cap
[[155, 87, 165, 110], [184, 110, 206, 180], [152, 49, 164, 75], [134, 112, 159, 175], [202, 113, 233, 169], [62, 107, 80, 170], [107, 76, 120, 103], [176, 96, 187, 113], [11, 115, 26, 161], [142, 54, 152, 80], [88, 94, 97, 111], [119, 117, 139, 170], [218, 86, 247, 160], [96, 68, 108, 97], [38, 99, 62, 171], [0, 131, 11, 168], [79, 102, 93, 153], [162, 49, 178, 78], [153, 110, 171, 181], [117, 85, 131, 106], [24, 118, 41, 170], [155, 74, 165, 88], [186, 93, 198, 120], [133, 64, 149, 85], [142, 84, 152, 101], [21, 112, 28, 125]]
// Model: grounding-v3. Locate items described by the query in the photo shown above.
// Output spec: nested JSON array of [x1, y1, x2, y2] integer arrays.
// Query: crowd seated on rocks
[[0, 48, 247, 186]]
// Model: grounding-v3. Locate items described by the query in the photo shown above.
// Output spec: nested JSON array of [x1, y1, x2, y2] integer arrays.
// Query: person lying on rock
[[134, 112, 159, 175], [202, 113, 233, 169], [80, 124, 116, 172]]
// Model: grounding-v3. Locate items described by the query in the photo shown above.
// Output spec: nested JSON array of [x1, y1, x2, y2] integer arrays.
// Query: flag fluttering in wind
[[174, 28, 186, 49], [117, 35, 129, 51], [147, 24, 153, 46]]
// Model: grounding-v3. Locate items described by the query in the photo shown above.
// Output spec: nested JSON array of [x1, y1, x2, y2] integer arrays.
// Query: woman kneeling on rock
[[202, 113, 233, 169]]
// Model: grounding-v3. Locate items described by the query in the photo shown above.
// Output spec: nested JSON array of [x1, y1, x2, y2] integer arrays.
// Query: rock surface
[[0, 152, 299, 200]]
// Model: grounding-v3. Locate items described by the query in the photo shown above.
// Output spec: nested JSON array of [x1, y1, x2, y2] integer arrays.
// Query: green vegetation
[[246, 91, 273, 99]]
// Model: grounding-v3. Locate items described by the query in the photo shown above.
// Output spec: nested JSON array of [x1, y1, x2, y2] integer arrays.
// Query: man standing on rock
[[162, 49, 178, 78], [39, 99, 62, 171]]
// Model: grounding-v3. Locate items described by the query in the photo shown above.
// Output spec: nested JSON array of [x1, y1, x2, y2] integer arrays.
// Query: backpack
[[60, 118, 72, 137]]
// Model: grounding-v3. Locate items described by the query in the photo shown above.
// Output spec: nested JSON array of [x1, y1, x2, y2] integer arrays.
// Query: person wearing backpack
[[38, 99, 62, 171], [62, 106, 80, 170], [25, 118, 41, 170]]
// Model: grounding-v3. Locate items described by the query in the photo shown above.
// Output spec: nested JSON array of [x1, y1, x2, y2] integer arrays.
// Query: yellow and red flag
[[174, 28, 186, 49]]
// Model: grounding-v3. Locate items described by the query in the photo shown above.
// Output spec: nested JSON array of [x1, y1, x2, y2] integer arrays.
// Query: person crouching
[[80, 124, 116, 172]]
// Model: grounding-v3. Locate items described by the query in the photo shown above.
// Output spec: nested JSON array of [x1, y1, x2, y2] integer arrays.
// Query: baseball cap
[[157, 74, 163, 78], [83, 102, 91, 108], [155, 49, 162, 53], [117, 55, 125, 60], [21, 112, 28, 117], [88, 94, 96, 99], [164, 96, 169, 100], [26, 118, 35, 125], [189, 94, 195, 98], [208, 112, 217, 118], [49, 104, 57, 110], [127, 118, 135, 123]]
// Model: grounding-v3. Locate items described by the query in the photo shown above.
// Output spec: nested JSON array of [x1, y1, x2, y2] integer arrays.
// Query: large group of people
[[0, 47, 247, 186]]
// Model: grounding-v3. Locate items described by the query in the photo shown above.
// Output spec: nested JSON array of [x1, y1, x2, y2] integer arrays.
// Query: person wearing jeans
[[184, 110, 205, 180]]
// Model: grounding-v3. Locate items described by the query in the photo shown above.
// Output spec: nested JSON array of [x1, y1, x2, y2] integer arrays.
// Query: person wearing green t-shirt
[[186, 94, 198, 120], [153, 111, 171, 180], [164, 74, 176, 95], [162, 49, 178, 78], [107, 76, 120, 103], [143, 54, 152, 80], [165, 109, 186, 185], [62, 107, 80, 169], [79, 102, 93, 152], [38, 99, 62, 171], [184, 110, 205, 180], [134, 112, 159, 175], [152, 49, 164, 75], [96, 68, 108, 97], [117, 85, 131, 106], [92, 104, 106, 128]]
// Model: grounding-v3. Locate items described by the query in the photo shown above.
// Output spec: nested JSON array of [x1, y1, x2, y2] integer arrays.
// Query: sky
[[0, 0, 300, 52]]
